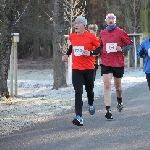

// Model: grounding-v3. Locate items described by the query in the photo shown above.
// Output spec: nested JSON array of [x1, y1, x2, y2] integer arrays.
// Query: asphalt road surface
[[0, 82, 150, 150]]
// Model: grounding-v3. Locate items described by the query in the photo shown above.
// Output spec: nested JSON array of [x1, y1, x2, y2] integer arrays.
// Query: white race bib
[[106, 43, 117, 53], [73, 46, 84, 56], [148, 48, 150, 57]]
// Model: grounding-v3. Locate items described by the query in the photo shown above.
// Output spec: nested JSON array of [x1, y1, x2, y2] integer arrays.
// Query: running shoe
[[105, 110, 113, 119], [88, 104, 95, 115], [117, 103, 123, 112], [72, 115, 83, 126]]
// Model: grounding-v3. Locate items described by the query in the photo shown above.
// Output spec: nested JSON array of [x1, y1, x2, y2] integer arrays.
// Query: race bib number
[[106, 43, 117, 53], [73, 46, 84, 56], [148, 48, 150, 57]]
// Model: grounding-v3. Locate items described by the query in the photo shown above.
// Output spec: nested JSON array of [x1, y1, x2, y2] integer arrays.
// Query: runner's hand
[[116, 46, 122, 52], [62, 55, 68, 62], [83, 50, 90, 56]]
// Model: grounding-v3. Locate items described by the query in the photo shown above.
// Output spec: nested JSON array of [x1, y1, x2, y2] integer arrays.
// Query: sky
[[0, 67, 146, 135]]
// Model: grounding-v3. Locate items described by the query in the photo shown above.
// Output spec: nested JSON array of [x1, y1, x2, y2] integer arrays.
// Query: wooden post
[[67, 53, 72, 84], [10, 42, 14, 97], [66, 36, 72, 85], [9, 33, 19, 97], [133, 34, 137, 68], [127, 50, 130, 68], [14, 41, 18, 96], [139, 33, 143, 67], [128, 33, 142, 68]]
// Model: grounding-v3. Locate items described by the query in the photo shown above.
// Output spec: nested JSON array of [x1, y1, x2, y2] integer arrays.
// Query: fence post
[[128, 33, 142, 68], [10, 42, 14, 97], [133, 33, 137, 68], [14, 41, 18, 96], [139, 33, 143, 67], [127, 50, 130, 68], [64, 35, 72, 85], [67, 54, 72, 84], [10, 33, 19, 97]]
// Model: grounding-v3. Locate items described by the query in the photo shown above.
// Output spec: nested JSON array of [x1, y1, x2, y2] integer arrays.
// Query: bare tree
[[64, 0, 86, 34]]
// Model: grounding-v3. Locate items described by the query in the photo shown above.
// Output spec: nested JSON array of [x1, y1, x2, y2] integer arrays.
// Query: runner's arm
[[122, 43, 133, 53], [137, 42, 146, 58], [66, 45, 72, 56], [90, 46, 103, 56]]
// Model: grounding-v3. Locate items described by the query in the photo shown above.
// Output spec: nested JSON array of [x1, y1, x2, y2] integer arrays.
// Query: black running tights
[[72, 69, 95, 117]]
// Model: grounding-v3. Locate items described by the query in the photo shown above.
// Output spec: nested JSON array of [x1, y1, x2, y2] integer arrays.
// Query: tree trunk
[[140, 0, 149, 39], [32, 0, 40, 60], [0, 6, 13, 97], [53, 0, 67, 89], [0, 45, 10, 98]]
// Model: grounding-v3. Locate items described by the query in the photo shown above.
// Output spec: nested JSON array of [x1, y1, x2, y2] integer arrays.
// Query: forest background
[[0, 0, 150, 98]]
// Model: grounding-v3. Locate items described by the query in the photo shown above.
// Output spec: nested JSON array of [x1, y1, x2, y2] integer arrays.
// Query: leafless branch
[[13, 0, 31, 26]]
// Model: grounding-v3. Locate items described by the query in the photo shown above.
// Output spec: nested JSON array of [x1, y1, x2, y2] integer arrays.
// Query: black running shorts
[[101, 64, 124, 78]]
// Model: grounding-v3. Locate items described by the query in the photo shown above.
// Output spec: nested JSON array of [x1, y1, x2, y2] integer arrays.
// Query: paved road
[[0, 82, 150, 150]]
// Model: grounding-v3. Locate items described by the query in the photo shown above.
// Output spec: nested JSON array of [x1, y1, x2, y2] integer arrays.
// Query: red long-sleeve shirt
[[69, 31, 100, 70], [100, 27, 132, 67]]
